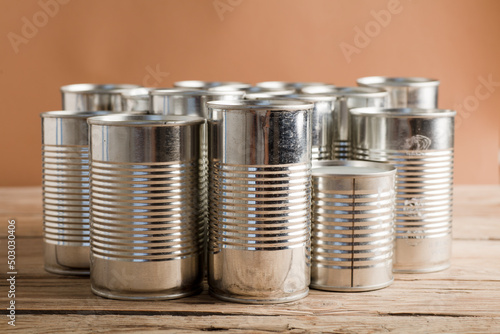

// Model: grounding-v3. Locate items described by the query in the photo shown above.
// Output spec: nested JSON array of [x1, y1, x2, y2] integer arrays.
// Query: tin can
[[350, 108, 455, 273], [174, 80, 249, 90], [302, 86, 388, 160], [310, 160, 396, 291], [356, 76, 439, 108], [121, 87, 153, 113], [256, 81, 333, 93], [208, 84, 253, 92], [244, 93, 335, 161], [88, 114, 205, 300], [61, 84, 141, 111], [207, 100, 313, 304], [41, 110, 112, 275]]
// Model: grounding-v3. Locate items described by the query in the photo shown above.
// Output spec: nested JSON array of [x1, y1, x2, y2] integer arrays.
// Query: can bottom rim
[[209, 288, 309, 304], [310, 279, 393, 292], [91, 286, 203, 301], [393, 262, 450, 274], [44, 265, 90, 276]]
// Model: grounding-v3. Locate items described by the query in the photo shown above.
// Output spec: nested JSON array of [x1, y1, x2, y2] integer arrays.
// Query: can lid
[[174, 81, 247, 89], [207, 99, 314, 110], [350, 107, 456, 118], [256, 81, 332, 90], [40, 110, 113, 119], [60, 84, 141, 94], [357, 76, 440, 87], [208, 84, 253, 92], [302, 86, 388, 98], [312, 160, 396, 177], [87, 114, 205, 126]]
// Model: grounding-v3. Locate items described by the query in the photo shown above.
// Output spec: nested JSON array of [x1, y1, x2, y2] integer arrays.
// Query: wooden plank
[[5, 314, 500, 333]]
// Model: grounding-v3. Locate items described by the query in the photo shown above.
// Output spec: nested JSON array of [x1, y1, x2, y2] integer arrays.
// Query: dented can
[[350, 108, 455, 273]]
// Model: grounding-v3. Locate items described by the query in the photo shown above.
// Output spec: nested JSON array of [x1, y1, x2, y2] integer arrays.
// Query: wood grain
[[0, 185, 499, 333]]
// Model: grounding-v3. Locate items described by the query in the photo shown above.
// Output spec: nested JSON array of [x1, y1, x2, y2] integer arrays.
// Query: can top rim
[[302, 86, 388, 98], [312, 160, 397, 177], [356, 76, 440, 87], [40, 110, 114, 119], [174, 80, 248, 89], [207, 99, 314, 110], [246, 93, 337, 102], [208, 84, 253, 92], [87, 114, 205, 126], [121, 87, 154, 99], [60, 84, 141, 94], [256, 81, 332, 89], [150, 88, 245, 97], [350, 107, 456, 118]]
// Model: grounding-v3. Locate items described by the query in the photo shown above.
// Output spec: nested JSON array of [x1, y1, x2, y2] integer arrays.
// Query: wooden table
[[0, 185, 499, 333]]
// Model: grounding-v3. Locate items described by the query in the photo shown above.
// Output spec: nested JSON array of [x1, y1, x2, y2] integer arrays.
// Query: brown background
[[0, 0, 499, 186]]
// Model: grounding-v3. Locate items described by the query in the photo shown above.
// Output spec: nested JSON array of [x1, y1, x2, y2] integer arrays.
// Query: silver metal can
[[207, 100, 313, 304], [150, 88, 245, 118], [121, 87, 153, 113], [243, 93, 335, 161], [350, 108, 456, 273], [173, 80, 249, 90], [208, 84, 253, 92], [310, 160, 396, 291], [41, 110, 112, 275], [88, 114, 205, 300], [256, 81, 333, 93], [243, 89, 297, 99], [356, 76, 439, 108], [302, 86, 388, 160], [61, 84, 141, 111]]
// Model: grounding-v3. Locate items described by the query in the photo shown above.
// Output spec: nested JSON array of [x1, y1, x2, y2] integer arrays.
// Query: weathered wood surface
[[0, 186, 499, 333]]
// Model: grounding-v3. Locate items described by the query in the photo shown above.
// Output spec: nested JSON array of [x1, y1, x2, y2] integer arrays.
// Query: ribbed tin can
[[302, 86, 388, 160], [121, 87, 152, 113], [356, 77, 439, 108], [88, 114, 205, 300], [244, 93, 335, 161], [256, 81, 333, 93], [174, 80, 249, 90], [350, 108, 456, 273], [41, 110, 112, 275], [207, 100, 313, 304], [311, 160, 396, 291], [61, 84, 141, 111]]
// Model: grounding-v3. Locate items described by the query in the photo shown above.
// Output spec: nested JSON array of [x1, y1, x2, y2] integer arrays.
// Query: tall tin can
[[88, 114, 205, 300], [244, 93, 335, 160], [207, 100, 313, 304], [311, 160, 396, 291], [302, 86, 388, 160], [350, 108, 456, 273], [41, 110, 112, 275], [356, 76, 439, 108], [121, 87, 153, 113], [61, 84, 141, 111]]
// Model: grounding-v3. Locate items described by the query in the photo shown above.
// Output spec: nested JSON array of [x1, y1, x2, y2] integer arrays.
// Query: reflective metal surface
[[256, 81, 333, 93], [208, 84, 253, 92], [244, 93, 335, 161], [350, 108, 455, 273], [121, 87, 153, 113], [61, 84, 141, 111], [173, 80, 249, 90], [356, 77, 439, 108], [41, 110, 113, 275], [207, 100, 313, 303], [302, 86, 388, 160], [88, 114, 205, 300], [311, 160, 396, 291]]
